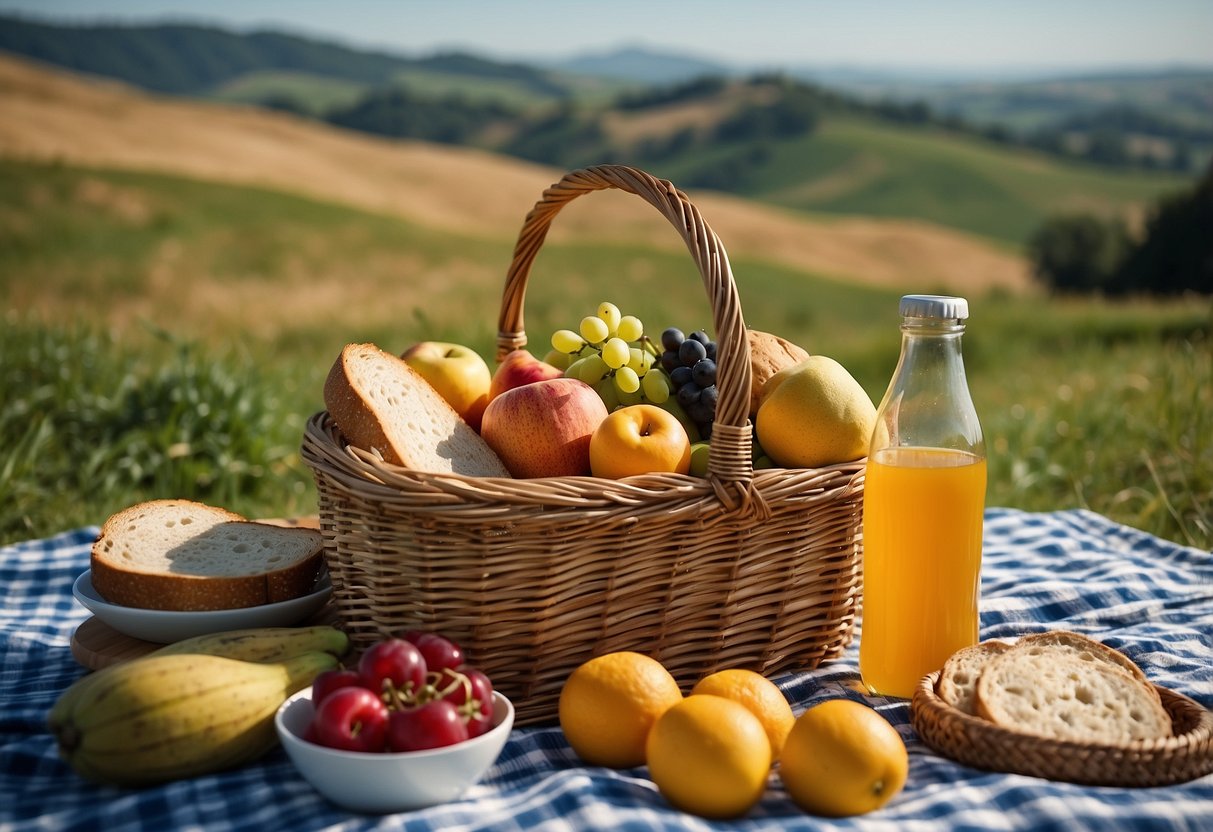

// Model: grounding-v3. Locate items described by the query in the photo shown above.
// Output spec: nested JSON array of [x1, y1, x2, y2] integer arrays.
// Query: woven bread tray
[[301, 165, 865, 726], [911, 671, 1213, 787]]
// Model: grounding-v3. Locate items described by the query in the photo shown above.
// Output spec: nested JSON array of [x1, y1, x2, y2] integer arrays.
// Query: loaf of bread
[[968, 631, 1172, 743], [937, 640, 1010, 715], [323, 342, 511, 477], [90, 500, 325, 611]]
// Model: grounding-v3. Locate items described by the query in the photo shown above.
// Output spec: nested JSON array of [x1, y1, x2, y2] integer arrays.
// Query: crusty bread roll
[[90, 500, 325, 611], [747, 329, 810, 417], [972, 632, 1172, 743], [937, 640, 1010, 715], [323, 343, 511, 477]]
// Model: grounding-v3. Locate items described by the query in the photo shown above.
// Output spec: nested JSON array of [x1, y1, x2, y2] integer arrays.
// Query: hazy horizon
[[2, 0, 1212, 82]]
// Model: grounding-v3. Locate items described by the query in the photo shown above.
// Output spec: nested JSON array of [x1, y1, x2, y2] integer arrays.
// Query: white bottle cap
[[900, 294, 969, 321]]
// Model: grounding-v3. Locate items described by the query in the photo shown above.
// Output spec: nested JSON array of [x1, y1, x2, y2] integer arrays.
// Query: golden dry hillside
[[0, 53, 1031, 293]]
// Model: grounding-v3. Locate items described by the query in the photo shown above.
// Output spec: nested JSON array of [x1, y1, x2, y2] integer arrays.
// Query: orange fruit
[[558, 651, 682, 768], [691, 668, 795, 760], [779, 699, 908, 817], [589, 404, 691, 479], [646, 694, 772, 819]]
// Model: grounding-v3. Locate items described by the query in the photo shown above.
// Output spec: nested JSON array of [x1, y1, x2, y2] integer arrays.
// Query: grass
[[2, 159, 1210, 550]]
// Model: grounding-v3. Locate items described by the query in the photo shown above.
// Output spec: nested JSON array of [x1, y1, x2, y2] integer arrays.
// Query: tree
[[1109, 165, 1213, 295], [1027, 214, 1130, 294]]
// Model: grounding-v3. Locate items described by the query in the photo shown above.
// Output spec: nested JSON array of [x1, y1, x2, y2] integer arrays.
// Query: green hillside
[[3, 158, 1209, 547]]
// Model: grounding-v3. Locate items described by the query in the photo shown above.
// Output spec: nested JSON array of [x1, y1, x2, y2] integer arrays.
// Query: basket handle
[[497, 165, 757, 499]]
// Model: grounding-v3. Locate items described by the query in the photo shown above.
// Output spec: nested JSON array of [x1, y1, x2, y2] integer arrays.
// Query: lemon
[[646, 694, 772, 819], [558, 651, 682, 769], [779, 699, 908, 817], [755, 355, 876, 468], [690, 668, 795, 760]]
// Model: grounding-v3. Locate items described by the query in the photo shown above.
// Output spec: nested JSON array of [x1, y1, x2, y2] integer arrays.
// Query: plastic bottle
[[859, 294, 987, 698]]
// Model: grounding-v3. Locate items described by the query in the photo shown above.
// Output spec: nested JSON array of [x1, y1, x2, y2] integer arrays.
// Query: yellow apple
[[589, 404, 692, 479], [400, 341, 491, 432]]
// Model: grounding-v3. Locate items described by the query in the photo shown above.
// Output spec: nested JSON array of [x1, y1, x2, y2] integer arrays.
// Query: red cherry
[[311, 669, 365, 707], [311, 687, 389, 752], [411, 632, 465, 673], [387, 699, 469, 752], [358, 638, 427, 700]]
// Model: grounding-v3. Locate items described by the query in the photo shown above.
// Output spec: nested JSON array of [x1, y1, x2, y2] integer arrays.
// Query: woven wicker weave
[[301, 165, 865, 726], [912, 671, 1213, 786]]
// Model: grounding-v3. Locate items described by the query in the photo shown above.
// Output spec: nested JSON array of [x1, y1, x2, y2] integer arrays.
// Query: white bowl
[[275, 688, 515, 814], [71, 569, 333, 643]]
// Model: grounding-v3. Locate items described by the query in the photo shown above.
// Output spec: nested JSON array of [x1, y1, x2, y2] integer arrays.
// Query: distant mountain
[[550, 45, 734, 84], [0, 13, 573, 99]]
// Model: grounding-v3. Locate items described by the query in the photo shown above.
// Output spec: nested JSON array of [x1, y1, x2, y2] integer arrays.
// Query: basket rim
[[303, 409, 865, 512], [911, 669, 1213, 786]]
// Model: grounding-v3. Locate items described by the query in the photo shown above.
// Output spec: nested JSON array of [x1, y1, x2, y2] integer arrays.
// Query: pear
[[755, 356, 876, 468]]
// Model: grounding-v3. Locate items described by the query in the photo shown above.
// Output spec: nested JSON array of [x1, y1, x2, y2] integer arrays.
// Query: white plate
[[72, 569, 333, 643]]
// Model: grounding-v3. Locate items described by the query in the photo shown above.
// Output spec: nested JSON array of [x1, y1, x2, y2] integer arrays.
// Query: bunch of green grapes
[[547, 302, 672, 411]]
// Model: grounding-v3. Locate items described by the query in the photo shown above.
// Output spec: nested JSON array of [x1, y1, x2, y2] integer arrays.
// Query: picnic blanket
[[1, 507, 1210, 831]]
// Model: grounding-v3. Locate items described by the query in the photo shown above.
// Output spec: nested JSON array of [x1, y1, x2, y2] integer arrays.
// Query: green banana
[[51, 651, 337, 786], [49, 625, 348, 730]]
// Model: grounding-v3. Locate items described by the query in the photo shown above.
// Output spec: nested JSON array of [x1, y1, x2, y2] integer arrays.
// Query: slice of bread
[[1014, 630, 1154, 690], [90, 500, 325, 611], [973, 634, 1172, 743], [324, 342, 511, 477], [937, 640, 1010, 715]]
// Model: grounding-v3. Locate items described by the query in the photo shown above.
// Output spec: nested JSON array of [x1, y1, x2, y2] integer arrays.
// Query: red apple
[[480, 377, 608, 477], [401, 341, 492, 432], [488, 349, 564, 402]]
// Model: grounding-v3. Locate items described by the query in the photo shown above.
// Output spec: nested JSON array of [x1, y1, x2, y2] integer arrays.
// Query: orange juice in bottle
[[859, 296, 986, 698]]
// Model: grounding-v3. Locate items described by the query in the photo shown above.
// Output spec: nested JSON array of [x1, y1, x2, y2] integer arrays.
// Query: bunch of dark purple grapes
[[659, 327, 718, 439]]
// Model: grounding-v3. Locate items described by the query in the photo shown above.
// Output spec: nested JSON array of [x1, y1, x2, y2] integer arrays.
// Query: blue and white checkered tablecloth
[[1, 508, 1210, 831]]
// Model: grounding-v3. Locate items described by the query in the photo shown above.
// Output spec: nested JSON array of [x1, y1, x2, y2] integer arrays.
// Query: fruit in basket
[[488, 348, 564, 401], [558, 651, 683, 769], [779, 699, 908, 817], [660, 328, 720, 440], [313, 686, 391, 752], [646, 694, 772, 819], [691, 668, 795, 761], [49, 651, 338, 786], [746, 329, 811, 418], [551, 302, 672, 412], [481, 377, 608, 477], [755, 356, 876, 468], [589, 404, 692, 478], [401, 341, 493, 432]]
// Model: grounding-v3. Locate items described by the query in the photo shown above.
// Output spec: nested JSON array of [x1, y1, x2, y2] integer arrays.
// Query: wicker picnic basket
[[301, 164, 865, 726]]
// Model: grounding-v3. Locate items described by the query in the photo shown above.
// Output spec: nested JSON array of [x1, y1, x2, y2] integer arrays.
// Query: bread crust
[[323, 342, 510, 476], [937, 640, 1010, 714], [90, 499, 325, 611], [971, 631, 1172, 743]]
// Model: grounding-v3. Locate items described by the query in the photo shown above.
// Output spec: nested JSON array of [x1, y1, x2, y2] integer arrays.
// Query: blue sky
[[3, 0, 1211, 74]]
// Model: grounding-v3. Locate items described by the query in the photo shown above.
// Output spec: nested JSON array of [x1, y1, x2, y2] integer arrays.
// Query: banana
[[49, 625, 348, 730], [149, 625, 349, 663], [51, 651, 338, 786]]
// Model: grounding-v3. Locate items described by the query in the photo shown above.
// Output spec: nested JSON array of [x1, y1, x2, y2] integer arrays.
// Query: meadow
[[2, 159, 1209, 549]]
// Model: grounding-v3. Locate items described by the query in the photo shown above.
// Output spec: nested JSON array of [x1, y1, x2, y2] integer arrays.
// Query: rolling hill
[[0, 53, 1031, 295]]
